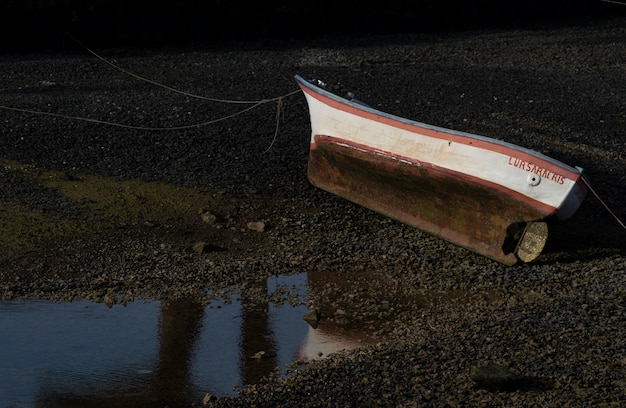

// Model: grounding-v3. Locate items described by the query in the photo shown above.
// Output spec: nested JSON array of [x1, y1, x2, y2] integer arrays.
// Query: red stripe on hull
[[300, 85, 580, 182]]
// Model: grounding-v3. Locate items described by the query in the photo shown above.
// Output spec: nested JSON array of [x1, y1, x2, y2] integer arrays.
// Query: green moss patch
[[41, 171, 217, 226], [1, 161, 221, 257], [0, 202, 86, 256]]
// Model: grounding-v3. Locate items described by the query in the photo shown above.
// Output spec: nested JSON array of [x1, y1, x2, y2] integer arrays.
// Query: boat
[[295, 75, 589, 265]]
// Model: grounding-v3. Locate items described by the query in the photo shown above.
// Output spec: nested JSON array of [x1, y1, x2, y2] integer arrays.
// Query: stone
[[303, 310, 321, 328], [470, 363, 524, 390], [247, 221, 265, 232], [199, 209, 218, 224]]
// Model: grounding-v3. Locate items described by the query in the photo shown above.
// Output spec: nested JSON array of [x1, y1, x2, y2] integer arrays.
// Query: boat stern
[[555, 167, 589, 221]]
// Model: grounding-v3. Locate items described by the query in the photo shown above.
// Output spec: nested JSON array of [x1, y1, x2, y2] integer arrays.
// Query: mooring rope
[[0, 101, 270, 131], [599, 0, 626, 6], [261, 98, 284, 154], [582, 176, 626, 230], [0, 33, 301, 137], [64, 32, 285, 105]]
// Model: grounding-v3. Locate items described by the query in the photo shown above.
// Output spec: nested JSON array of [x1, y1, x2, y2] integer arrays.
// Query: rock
[[199, 209, 218, 224], [246, 221, 265, 232], [303, 310, 321, 328], [470, 363, 524, 390], [192, 242, 225, 253], [202, 393, 215, 404], [192, 241, 207, 253], [103, 292, 115, 309], [143, 220, 158, 228]]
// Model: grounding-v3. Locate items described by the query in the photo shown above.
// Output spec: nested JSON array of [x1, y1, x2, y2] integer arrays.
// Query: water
[[0, 273, 376, 407]]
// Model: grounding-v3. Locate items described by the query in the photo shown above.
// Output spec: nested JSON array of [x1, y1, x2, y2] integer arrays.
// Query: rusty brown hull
[[308, 136, 553, 265]]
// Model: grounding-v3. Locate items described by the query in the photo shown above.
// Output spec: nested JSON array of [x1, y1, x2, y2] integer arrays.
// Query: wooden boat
[[295, 75, 589, 265]]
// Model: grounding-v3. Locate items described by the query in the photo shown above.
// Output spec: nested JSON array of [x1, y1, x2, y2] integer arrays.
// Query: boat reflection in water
[[0, 272, 381, 407], [298, 322, 374, 361]]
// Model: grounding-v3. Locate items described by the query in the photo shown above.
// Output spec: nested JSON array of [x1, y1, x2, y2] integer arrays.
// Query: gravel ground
[[1, 16, 625, 407]]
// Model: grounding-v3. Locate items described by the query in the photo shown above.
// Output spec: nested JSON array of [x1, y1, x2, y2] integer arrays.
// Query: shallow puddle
[[0, 273, 376, 407]]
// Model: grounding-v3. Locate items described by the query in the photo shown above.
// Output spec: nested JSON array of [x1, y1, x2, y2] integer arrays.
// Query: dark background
[[1, 0, 624, 50]]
